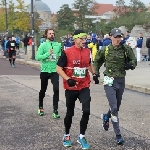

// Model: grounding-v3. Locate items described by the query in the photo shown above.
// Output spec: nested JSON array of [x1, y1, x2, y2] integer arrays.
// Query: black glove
[[124, 63, 135, 70], [124, 63, 131, 70], [67, 79, 76, 87], [93, 74, 99, 84], [131, 64, 135, 70]]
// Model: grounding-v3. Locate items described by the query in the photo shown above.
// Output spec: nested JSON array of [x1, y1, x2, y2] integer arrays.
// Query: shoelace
[[40, 108, 44, 112], [81, 137, 87, 145], [65, 136, 70, 141]]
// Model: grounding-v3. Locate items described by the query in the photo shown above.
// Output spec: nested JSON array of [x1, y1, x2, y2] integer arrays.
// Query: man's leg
[[24, 46, 27, 55], [79, 88, 91, 136], [63, 90, 77, 147], [148, 48, 150, 61], [38, 72, 49, 115], [104, 78, 124, 144], [64, 90, 77, 134], [116, 78, 125, 112], [12, 50, 16, 67], [50, 72, 59, 111], [104, 85, 120, 135], [8, 51, 12, 66], [136, 48, 141, 62], [50, 72, 60, 118], [77, 88, 90, 149]]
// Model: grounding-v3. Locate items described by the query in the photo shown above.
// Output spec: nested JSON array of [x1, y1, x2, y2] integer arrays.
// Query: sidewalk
[[15, 50, 150, 95]]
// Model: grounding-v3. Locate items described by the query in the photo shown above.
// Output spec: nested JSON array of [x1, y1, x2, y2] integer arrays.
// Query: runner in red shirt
[[56, 29, 99, 149]]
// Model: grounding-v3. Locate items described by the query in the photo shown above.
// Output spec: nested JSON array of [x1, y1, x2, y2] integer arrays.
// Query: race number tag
[[103, 76, 114, 86], [73, 67, 86, 78], [49, 54, 56, 61], [11, 43, 15, 46]]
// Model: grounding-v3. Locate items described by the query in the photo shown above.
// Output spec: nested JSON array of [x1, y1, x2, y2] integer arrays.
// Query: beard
[[48, 36, 54, 41]]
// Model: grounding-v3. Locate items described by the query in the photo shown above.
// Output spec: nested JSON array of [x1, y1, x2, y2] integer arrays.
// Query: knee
[[53, 86, 59, 93], [82, 109, 90, 118], [39, 89, 46, 94], [66, 110, 74, 118], [111, 107, 118, 116]]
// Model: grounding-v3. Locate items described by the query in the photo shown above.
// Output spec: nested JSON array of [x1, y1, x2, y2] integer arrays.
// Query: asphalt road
[[0, 58, 150, 150], [0, 58, 40, 75]]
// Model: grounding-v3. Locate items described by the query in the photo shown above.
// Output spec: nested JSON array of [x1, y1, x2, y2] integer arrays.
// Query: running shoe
[[63, 135, 72, 147], [52, 110, 60, 119], [101, 114, 109, 131], [12, 64, 16, 68], [116, 134, 124, 145], [77, 136, 90, 150], [38, 107, 44, 116]]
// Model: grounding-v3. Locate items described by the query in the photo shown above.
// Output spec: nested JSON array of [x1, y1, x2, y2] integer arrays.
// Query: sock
[[79, 134, 85, 139], [13, 58, 15, 64], [9, 59, 12, 64], [64, 134, 70, 137], [53, 109, 57, 112]]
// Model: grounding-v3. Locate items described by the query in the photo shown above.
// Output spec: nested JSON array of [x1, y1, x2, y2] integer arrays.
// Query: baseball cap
[[110, 28, 122, 37]]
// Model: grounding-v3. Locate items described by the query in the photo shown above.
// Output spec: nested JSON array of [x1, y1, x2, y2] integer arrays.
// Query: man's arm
[[87, 63, 95, 75], [93, 48, 105, 75], [56, 51, 69, 80], [35, 44, 50, 61], [126, 45, 137, 69]]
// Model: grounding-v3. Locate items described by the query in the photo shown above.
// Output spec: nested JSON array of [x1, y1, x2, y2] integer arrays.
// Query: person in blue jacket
[[135, 33, 143, 62], [4, 37, 9, 58], [65, 33, 74, 48], [85, 35, 91, 48], [97, 37, 103, 51], [103, 34, 111, 46], [124, 31, 130, 42]]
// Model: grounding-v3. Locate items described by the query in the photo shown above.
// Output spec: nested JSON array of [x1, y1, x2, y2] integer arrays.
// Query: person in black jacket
[[146, 37, 150, 61], [23, 35, 29, 54], [7, 36, 17, 67]]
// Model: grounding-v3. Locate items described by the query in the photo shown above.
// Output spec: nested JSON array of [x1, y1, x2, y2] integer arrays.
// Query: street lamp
[[4, 0, 8, 35], [31, 0, 35, 59]]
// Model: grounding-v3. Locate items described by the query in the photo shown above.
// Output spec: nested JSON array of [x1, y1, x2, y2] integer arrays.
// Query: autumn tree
[[56, 4, 75, 31], [72, 0, 97, 31], [0, 0, 8, 32]]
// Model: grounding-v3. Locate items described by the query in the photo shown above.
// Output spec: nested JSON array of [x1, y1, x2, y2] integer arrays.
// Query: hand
[[49, 49, 53, 54], [93, 74, 99, 84], [124, 63, 131, 70], [67, 79, 77, 87], [131, 64, 135, 70]]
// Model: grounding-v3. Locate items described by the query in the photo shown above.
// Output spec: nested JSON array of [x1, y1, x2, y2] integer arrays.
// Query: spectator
[[23, 35, 29, 55], [146, 36, 150, 61], [103, 34, 111, 46], [135, 33, 143, 62]]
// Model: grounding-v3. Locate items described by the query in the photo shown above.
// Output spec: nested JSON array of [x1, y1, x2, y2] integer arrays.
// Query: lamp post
[[31, 0, 35, 59], [4, 0, 8, 35]]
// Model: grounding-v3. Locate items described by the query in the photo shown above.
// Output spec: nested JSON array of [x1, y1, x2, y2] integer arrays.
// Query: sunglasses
[[114, 35, 122, 38]]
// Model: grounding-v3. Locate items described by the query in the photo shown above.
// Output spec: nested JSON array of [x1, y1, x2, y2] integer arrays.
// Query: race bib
[[49, 54, 57, 61], [73, 67, 86, 78], [11, 43, 15, 46], [103, 76, 114, 86]]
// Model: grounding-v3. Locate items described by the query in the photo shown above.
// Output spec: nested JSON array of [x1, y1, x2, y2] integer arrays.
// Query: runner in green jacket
[[36, 29, 62, 118]]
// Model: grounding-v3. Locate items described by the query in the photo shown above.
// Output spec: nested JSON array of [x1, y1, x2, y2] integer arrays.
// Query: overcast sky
[[20, 0, 149, 13]]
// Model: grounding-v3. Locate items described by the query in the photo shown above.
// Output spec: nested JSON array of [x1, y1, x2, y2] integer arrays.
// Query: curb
[[125, 84, 150, 95], [16, 59, 150, 95], [16, 59, 40, 68]]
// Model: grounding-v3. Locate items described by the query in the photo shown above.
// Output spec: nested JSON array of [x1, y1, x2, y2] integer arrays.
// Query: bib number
[[49, 54, 56, 61], [73, 67, 86, 78], [103, 76, 114, 86], [11, 43, 15, 46]]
